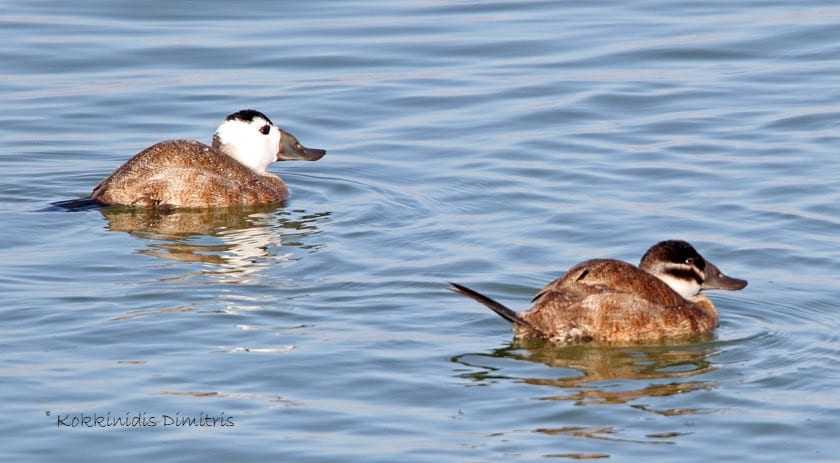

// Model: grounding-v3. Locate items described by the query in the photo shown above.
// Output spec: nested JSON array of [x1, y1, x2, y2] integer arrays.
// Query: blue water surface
[[1, 1, 839, 461]]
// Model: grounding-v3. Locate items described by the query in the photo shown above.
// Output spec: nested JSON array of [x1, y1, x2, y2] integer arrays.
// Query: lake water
[[2, 1, 840, 461]]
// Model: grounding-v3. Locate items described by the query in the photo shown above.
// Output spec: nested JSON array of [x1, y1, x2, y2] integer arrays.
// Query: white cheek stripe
[[657, 274, 702, 300]]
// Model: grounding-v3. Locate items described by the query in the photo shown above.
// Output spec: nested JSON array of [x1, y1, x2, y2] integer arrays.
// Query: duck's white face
[[213, 115, 281, 175]]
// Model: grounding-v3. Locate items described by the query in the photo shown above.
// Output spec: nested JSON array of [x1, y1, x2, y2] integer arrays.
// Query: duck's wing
[[531, 259, 686, 307], [531, 259, 622, 304]]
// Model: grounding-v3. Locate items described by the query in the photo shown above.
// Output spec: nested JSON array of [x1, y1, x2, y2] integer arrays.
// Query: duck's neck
[[212, 134, 273, 176]]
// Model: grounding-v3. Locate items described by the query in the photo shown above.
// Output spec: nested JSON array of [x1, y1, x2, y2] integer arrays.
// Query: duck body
[[90, 109, 325, 209], [91, 140, 288, 208], [451, 240, 747, 345], [513, 259, 718, 344]]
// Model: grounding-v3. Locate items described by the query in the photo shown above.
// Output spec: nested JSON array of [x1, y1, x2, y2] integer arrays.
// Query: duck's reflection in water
[[452, 340, 717, 450], [453, 338, 718, 411], [100, 206, 329, 283]]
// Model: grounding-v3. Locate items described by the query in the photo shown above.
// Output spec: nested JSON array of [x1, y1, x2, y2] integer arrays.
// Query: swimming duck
[[91, 109, 325, 208], [450, 240, 747, 344]]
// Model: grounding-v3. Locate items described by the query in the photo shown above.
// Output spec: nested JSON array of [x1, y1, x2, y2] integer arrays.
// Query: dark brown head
[[639, 240, 747, 300]]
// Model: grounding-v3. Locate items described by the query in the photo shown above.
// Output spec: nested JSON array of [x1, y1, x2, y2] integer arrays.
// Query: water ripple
[[2, 0, 840, 461]]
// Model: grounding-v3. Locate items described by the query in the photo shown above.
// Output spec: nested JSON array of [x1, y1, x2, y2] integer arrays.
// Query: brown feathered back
[[91, 140, 288, 208]]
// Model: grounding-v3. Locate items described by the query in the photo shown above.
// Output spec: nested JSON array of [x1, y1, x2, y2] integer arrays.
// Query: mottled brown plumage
[[514, 259, 718, 344], [91, 140, 288, 208], [451, 240, 747, 346]]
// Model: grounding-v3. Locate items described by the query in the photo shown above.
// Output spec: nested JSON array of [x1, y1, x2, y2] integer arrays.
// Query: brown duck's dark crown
[[639, 240, 706, 271], [225, 109, 273, 125]]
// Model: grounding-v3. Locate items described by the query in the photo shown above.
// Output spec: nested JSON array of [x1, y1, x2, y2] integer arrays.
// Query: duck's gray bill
[[277, 131, 327, 161], [702, 261, 747, 291]]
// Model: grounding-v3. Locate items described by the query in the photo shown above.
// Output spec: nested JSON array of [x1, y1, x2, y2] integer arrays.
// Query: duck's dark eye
[[685, 258, 694, 265], [259, 125, 271, 135]]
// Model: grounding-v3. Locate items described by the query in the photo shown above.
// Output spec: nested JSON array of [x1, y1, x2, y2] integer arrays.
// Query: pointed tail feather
[[449, 282, 537, 330], [48, 198, 101, 211]]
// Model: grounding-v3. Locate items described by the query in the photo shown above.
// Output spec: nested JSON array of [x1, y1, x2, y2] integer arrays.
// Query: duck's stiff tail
[[449, 282, 536, 330], [49, 198, 101, 211]]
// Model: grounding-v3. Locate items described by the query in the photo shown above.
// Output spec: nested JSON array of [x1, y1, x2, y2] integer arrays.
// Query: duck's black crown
[[640, 240, 706, 270], [225, 109, 273, 125]]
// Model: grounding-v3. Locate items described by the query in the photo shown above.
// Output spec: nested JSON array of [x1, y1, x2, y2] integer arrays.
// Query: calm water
[[2, 1, 840, 461]]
